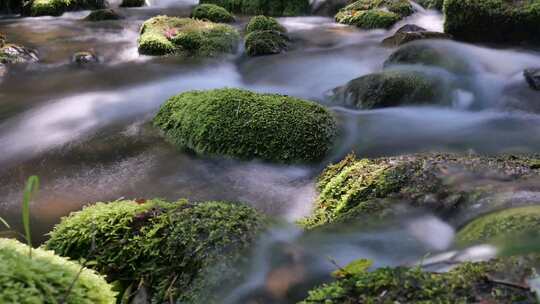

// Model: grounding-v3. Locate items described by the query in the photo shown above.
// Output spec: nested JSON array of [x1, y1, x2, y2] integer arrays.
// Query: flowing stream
[[2, 1, 540, 302]]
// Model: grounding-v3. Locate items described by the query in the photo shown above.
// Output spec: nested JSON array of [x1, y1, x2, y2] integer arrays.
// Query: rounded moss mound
[[301, 153, 540, 229], [329, 70, 450, 109], [444, 0, 540, 44], [153, 88, 337, 163], [300, 256, 538, 303], [138, 16, 240, 56], [0, 238, 115, 303], [84, 9, 122, 21], [457, 206, 540, 245], [45, 199, 267, 304], [29, 0, 104, 17], [383, 41, 472, 74], [335, 0, 413, 29], [120, 0, 144, 7], [246, 15, 287, 34], [199, 0, 310, 16], [191, 4, 235, 23]]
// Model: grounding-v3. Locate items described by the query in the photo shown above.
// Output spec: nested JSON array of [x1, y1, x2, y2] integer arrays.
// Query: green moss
[[45, 199, 267, 303], [153, 88, 337, 163], [335, 0, 413, 29], [138, 16, 240, 57], [329, 70, 450, 109], [245, 15, 286, 34], [29, 0, 104, 16], [0, 238, 115, 303], [191, 4, 235, 23], [300, 256, 538, 303], [457, 206, 540, 245], [119, 0, 144, 7], [383, 41, 472, 74], [301, 153, 540, 229], [199, 0, 310, 16], [417, 0, 443, 10], [83, 9, 121, 21], [444, 0, 540, 44]]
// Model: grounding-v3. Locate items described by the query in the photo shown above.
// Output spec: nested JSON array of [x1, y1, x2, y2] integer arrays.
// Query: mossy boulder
[[45, 199, 267, 304], [382, 24, 451, 47], [329, 70, 451, 109], [383, 41, 472, 74], [191, 4, 235, 23], [300, 256, 538, 303], [84, 9, 122, 21], [120, 0, 144, 7], [244, 16, 288, 57], [457, 206, 540, 245], [0, 35, 38, 77], [153, 88, 337, 163], [199, 0, 310, 16], [335, 0, 414, 29], [29, 0, 105, 17], [138, 16, 240, 57], [416, 0, 443, 10], [444, 0, 540, 44], [0, 238, 116, 303], [301, 153, 540, 229]]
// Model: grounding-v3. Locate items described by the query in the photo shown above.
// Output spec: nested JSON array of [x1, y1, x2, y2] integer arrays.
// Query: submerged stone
[[84, 9, 122, 21], [382, 24, 451, 47], [335, 0, 413, 29], [329, 70, 451, 109], [153, 88, 337, 163], [199, 0, 310, 16], [0, 238, 116, 303], [524, 68, 540, 91], [72, 50, 98, 64], [191, 4, 235, 23], [137, 16, 240, 57], [444, 0, 540, 44], [120, 0, 144, 7], [45, 199, 267, 304]]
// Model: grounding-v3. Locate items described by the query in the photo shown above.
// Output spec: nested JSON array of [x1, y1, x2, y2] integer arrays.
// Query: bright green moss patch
[[302, 153, 540, 229], [29, 0, 105, 16], [329, 70, 450, 109], [457, 206, 540, 245], [191, 4, 235, 23], [244, 16, 288, 56], [45, 199, 267, 304], [138, 16, 240, 56], [300, 256, 538, 303], [199, 0, 310, 16], [153, 88, 337, 163], [444, 0, 540, 44], [335, 0, 413, 29], [0, 238, 115, 304]]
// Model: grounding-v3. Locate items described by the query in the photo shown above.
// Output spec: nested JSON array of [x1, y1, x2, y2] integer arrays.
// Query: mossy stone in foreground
[[45, 199, 267, 303], [138, 16, 240, 56], [153, 88, 337, 163], [335, 0, 413, 29], [444, 0, 540, 44], [301, 153, 540, 229], [300, 256, 538, 303], [0, 238, 115, 303], [329, 70, 450, 109], [457, 206, 540, 245], [191, 4, 235, 23], [244, 16, 288, 56], [29, 0, 104, 16], [199, 0, 310, 16]]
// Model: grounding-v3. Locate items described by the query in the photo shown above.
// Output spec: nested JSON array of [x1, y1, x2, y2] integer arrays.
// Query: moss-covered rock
[[137, 16, 240, 57], [84, 8, 122, 21], [329, 70, 451, 109], [0, 35, 38, 76], [382, 24, 451, 47], [444, 0, 540, 44], [0, 238, 115, 303], [244, 16, 288, 56], [153, 88, 337, 163], [335, 0, 413, 29], [383, 41, 472, 74], [191, 4, 235, 23], [300, 256, 538, 303], [29, 0, 105, 16], [301, 153, 540, 229], [199, 0, 310, 16], [457, 206, 540, 245], [45, 199, 267, 304], [120, 0, 144, 7], [416, 0, 443, 10]]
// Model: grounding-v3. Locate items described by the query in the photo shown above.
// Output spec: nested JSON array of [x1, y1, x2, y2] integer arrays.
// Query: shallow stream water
[[2, 1, 540, 302]]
